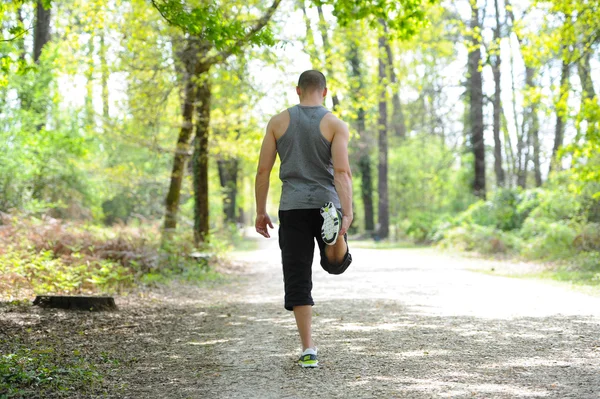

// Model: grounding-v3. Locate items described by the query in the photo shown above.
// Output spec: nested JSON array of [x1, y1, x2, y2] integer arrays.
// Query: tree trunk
[[381, 22, 406, 139], [525, 67, 542, 187], [577, 52, 596, 101], [33, 0, 51, 63], [501, 113, 515, 187], [549, 59, 570, 175], [467, 4, 485, 199], [348, 41, 375, 232], [299, 0, 320, 68], [217, 158, 238, 224], [577, 51, 596, 143], [100, 31, 109, 122], [316, 5, 339, 110], [377, 36, 389, 239], [164, 43, 198, 233], [491, 0, 505, 187], [193, 76, 211, 244], [85, 38, 95, 129]]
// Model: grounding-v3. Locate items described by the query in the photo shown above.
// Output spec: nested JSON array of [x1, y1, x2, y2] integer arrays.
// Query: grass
[[350, 239, 425, 250], [470, 257, 600, 297], [0, 345, 103, 398]]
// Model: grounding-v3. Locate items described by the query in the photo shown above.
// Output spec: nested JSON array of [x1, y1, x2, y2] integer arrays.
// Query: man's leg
[[293, 305, 314, 350], [324, 234, 347, 265]]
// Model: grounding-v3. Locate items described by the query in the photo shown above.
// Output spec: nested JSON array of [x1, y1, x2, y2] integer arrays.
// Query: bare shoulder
[[322, 113, 349, 138], [269, 109, 291, 139]]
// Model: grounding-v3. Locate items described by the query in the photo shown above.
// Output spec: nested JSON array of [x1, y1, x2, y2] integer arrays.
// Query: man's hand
[[339, 214, 353, 237], [255, 213, 274, 238]]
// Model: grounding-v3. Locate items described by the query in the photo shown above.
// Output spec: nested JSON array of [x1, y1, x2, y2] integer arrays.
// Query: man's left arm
[[255, 119, 277, 238]]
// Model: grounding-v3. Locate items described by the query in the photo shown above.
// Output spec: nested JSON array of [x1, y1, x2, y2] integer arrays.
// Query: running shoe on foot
[[298, 347, 318, 368], [320, 202, 341, 246]]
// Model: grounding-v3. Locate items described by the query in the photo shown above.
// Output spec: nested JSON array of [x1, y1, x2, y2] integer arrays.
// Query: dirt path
[[4, 233, 600, 398]]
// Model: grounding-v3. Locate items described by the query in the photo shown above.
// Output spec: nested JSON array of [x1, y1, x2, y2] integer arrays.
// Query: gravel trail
[[4, 233, 599, 398]]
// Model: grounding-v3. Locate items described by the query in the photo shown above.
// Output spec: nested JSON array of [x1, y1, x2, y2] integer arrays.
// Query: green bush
[[529, 189, 582, 221], [441, 225, 522, 254], [521, 221, 578, 260], [455, 189, 529, 231]]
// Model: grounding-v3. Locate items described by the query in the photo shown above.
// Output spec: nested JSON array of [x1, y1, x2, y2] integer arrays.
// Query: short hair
[[298, 70, 327, 92]]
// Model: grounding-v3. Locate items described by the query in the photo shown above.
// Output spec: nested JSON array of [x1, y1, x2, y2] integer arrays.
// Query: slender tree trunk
[[577, 51, 596, 143], [217, 158, 238, 224], [549, 59, 570, 174], [492, 0, 505, 187], [316, 5, 339, 110], [85, 38, 95, 129], [577, 52, 596, 101], [525, 68, 542, 187], [299, 0, 320, 68], [100, 31, 109, 122], [501, 113, 515, 187], [377, 36, 389, 238], [381, 22, 406, 139], [33, 0, 51, 63], [164, 44, 198, 233], [193, 76, 211, 244], [348, 41, 374, 232], [467, 4, 486, 199]]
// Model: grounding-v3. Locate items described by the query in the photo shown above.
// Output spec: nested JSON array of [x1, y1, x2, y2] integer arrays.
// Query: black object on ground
[[33, 295, 118, 311]]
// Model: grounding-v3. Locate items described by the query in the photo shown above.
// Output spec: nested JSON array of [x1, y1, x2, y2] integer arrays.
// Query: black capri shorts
[[278, 209, 352, 311]]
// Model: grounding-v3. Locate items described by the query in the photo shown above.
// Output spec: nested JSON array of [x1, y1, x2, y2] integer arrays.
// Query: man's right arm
[[331, 118, 353, 236], [254, 118, 277, 238]]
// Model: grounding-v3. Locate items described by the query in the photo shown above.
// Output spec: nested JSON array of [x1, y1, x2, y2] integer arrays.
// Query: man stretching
[[255, 70, 353, 368]]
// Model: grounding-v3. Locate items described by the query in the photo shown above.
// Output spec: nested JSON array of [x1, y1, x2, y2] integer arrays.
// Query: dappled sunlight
[[187, 339, 231, 346]]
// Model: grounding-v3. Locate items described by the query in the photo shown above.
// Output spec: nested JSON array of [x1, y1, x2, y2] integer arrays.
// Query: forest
[[1, 0, 600, 397], [1, 0, 599, 296]]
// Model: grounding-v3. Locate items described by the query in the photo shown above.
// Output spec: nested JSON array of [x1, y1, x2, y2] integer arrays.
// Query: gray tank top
[[277, 105, 341, 211]]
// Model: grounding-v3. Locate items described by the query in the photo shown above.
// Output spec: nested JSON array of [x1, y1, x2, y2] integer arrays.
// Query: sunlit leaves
[[151, 0, 277, 53], [316, 0, 435, 39]]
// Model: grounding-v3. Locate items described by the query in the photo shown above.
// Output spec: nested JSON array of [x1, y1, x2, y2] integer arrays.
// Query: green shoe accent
[[297, 352, 319, 368]]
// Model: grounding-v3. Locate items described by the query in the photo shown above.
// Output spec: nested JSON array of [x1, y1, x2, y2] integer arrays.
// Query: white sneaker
[[320, 202, 341, 246]]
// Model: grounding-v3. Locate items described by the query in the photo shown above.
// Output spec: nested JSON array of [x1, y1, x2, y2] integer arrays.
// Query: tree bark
[[299, 0, 320, 68], [348, 41, 374, 232], [316, 5, 339, 110], [164, 43, 198, 233], [192, 76, 211, 244], [491, 0, 505, 187], [577, 52, 596, 101], [100, 31, 109, 121], [217, 158, 238, 224], [377, 36, 389, 238], [525, 68, 542, 187], [467, 4, 486, 199], [549, 59, 570, 175], [381, 22, 406, 139], [33, 0, 51, 63], [85, 38, 95, 129]]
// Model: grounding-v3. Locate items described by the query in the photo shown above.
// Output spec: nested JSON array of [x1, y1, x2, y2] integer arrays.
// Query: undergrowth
[[0, 213, 232, 299], [392, 183, 600, 287], [0, 345, 102, 398]]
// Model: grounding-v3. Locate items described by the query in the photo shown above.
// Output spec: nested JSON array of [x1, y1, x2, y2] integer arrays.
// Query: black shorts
[[278, 209, 352, 311]]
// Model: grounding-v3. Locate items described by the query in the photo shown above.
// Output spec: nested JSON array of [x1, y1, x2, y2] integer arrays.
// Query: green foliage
[[0, 347, 101, 398], [0, 216, 228, 298], [384, 135, 475, 240], [436, 183, 600, 283], [520, 219, 578, 260], [151, 0, 277, 53], [321, 0, 435, 38], [441, 225, 522, 255]]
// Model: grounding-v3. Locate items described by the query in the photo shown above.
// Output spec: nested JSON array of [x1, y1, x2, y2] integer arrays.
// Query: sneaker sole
[[320, 202, 340, 246], [298, 360, 319, 368]]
